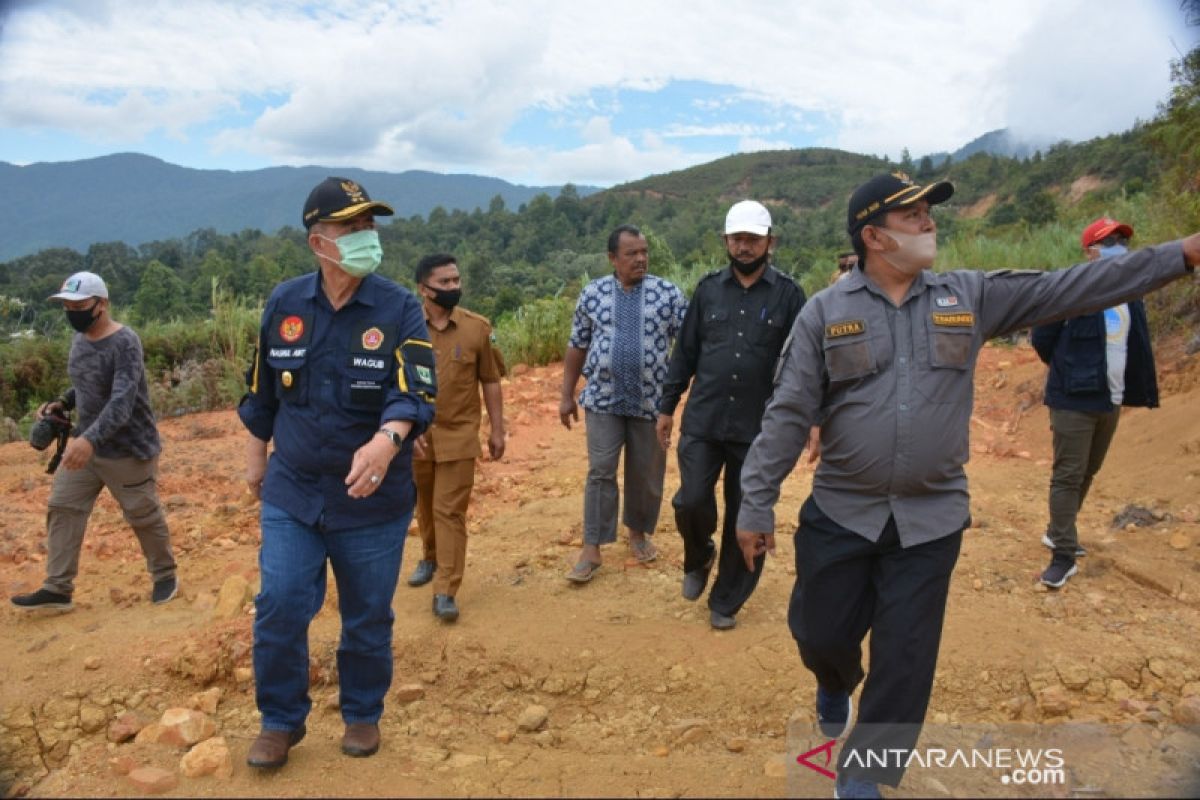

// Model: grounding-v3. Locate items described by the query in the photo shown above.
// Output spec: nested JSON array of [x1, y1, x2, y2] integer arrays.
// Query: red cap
[[1081, 217, 1133, 248]]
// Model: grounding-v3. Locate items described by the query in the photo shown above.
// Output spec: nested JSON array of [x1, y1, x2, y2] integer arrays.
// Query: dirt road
[[1, 341, 1198, 797]]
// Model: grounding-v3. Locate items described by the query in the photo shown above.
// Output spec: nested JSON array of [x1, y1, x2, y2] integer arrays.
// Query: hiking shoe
[[835, 775, 881, 799], [709, 610, 737, 630], [10, 589, 73, 612], [407, 559, 435, 587], [1040, 554, 1078, 589], [433, 594, 459, 622], [151, 576, 178, 605], [817, 686, 853, 739], [1041, 533, 1086, 557], [682, 551, 715, 601]]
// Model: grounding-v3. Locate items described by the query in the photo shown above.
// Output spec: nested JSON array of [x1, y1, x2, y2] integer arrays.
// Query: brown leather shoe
[[341, 722, 381, 757], [246, 724, 306, 768]]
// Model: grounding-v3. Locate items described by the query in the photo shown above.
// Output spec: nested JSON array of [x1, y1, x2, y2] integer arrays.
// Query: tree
[[133, 260, 188, 323]]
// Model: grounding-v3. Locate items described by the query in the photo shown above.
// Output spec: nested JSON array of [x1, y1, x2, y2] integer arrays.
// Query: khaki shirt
[[738, 242, 1190, 547], [417, 304, 504, 462]]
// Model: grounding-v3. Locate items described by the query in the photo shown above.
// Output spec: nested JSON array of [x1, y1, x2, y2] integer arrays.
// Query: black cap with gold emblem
[[847, 172, 953, 235], [302, 177, 395, 230]]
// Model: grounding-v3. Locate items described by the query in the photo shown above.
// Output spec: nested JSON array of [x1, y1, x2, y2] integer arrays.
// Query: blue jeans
[[254, 502, 409, 731]]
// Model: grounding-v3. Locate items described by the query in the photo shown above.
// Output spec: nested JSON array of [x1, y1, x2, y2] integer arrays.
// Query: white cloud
[[0, 0, 1193, 184]]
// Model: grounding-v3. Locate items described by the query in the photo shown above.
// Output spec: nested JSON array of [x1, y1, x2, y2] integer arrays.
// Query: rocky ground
[[1, 339, 1199, 798]]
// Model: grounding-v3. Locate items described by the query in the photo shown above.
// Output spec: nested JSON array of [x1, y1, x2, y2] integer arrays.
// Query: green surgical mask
[[318, 229, 383, 278]]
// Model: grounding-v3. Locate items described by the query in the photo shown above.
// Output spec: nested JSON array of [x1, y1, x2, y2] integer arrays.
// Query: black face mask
[[426, 286, 462, 310], [730, 252, 769, 275], [66, 303, 100, 333]]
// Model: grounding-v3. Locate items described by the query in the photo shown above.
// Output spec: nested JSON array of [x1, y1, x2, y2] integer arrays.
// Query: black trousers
[[672, 434, 763, 616], [789, 496, 962, 788]]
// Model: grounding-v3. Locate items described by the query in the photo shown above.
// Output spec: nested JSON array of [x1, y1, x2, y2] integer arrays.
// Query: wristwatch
[[377, 427, 403, 450]]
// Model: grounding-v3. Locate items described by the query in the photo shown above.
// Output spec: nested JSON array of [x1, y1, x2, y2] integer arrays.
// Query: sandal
[[630, 539, 658, 563], [565, 560, 601, 583]]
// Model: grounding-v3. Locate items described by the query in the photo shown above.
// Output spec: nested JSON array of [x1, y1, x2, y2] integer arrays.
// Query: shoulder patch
[[984, 268, 1043, 278], [931, 312, 975, 327], [825, 319, 866, 338]]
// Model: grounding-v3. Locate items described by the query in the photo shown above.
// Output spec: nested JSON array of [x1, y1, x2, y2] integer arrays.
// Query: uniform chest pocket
[[929, 326, 974, 369], [702, 309, 730, 343], [342, 353, 392, 413], [823, 335, 876, 383], [751, 316, 786, 349], [266, 352, 309, 405]]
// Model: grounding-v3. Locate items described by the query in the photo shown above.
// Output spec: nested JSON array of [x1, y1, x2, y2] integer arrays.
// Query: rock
[[187, 688, 222, 715], [127, 766, 178, 793], [79, 702, 109, 734], [1057, 662, 1091, 690], [133, 723, 166, 745], [651, 745, 670, 757], [419, 671, 440, 684], [1181, 682, 1200, 698], [83, 656, 103, 670], [1173, 696, 1200, 725], [495, 730, 514, 744], [725, 737, 747, 753], [1036, 686, 1071, 717], [158, 708, 217, 747], [1168, 532, 1192, 551], [1107, 679, 1134, 703], [516, 705, 548, 733], [233, 667, 253, 684], [394, 684, 426, 703], [180, 736, 233, 779], [109, 754, 138, 776], [109, 712, 146, 743], [213, 575, 250, 619]]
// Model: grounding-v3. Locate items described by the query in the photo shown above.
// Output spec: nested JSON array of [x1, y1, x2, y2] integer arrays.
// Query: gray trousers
[[43, 455, 176, 595], [583, 411, 666, 546], [1045, 407, 1121, 557]]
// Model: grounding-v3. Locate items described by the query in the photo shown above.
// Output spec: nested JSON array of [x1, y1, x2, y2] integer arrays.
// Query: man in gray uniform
[[735, 172, 1199, 798]]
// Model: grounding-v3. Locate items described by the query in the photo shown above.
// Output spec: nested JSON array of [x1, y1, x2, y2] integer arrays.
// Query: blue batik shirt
[[568, 274, 687, 420]]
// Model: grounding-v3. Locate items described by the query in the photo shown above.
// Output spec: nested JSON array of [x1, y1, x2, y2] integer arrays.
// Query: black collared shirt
[[659, 264, 805, 443]]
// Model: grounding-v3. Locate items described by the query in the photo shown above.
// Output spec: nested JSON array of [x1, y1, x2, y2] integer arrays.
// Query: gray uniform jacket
[[737, 242, 1191, 548]]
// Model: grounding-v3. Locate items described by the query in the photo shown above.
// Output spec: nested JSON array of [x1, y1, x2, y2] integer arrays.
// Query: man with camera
[[11, 271, 177, 613]]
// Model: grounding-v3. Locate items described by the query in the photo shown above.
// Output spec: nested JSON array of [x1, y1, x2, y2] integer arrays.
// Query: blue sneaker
[[835, 775, 881, 798], [817, 687, 853, 739]]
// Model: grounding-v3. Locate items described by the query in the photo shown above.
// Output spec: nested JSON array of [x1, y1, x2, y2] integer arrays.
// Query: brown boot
[[246, 724, 306, 768], [341, 722, 380, 757]]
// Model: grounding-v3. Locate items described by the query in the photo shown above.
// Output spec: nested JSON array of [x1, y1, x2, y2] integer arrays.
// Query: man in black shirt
[[656, 200, 806, 629]]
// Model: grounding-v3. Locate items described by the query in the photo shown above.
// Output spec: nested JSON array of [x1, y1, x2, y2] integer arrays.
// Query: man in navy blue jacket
[[1031, 217, 1158, 589]]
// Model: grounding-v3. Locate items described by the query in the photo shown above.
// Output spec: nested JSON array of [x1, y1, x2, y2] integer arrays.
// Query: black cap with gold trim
[[302, 177, 395, 230], [847, 172, 953, 235]]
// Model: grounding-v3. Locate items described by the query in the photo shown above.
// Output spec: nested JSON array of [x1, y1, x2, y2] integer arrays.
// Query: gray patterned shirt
[[69, 326, 161, 460]]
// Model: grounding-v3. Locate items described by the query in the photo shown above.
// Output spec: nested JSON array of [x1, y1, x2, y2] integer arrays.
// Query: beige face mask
[[877, 228, 937, 275]]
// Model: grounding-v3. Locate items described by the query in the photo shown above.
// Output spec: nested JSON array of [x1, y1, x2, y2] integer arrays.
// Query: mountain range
[[0, 155, 599, 261], [0, 129, 1052, 262]]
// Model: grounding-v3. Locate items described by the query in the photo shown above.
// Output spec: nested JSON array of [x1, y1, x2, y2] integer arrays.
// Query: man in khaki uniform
[[407, 253, 505, 622]]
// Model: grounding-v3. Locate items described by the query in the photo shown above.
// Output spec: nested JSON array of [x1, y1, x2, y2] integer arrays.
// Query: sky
[[0, 0, 1196, 187]]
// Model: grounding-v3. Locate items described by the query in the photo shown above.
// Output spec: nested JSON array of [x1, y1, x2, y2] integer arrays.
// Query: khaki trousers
[[413, 458, 476, 597], [44, 455, 176, 596]]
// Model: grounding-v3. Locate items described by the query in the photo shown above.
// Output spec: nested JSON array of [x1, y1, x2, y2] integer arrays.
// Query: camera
[[29, 389, 75, 474]]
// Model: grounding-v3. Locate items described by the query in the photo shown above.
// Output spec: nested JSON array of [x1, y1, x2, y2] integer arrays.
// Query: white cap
[[49, 271, 108, 302], [724, 200, 772, 236]]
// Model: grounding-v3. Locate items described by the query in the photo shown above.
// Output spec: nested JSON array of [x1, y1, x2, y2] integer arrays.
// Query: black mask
[[730, 252, 768, 275], [426, 287, 462, 310], [66, 303, 100, 333]]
